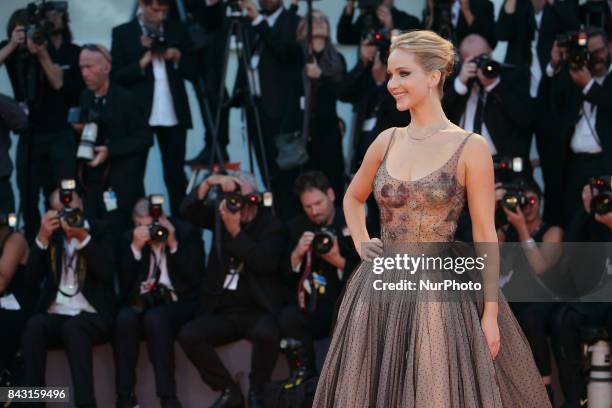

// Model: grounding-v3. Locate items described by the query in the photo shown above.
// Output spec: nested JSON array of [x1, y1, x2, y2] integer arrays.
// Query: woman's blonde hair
[[390, 30, 455, 97]]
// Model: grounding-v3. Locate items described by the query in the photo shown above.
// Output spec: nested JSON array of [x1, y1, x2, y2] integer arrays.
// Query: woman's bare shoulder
[[369, 127, 402, 159]]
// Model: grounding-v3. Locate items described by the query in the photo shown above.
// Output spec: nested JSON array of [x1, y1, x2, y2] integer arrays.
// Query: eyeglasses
[[82, 44, 112, 64]]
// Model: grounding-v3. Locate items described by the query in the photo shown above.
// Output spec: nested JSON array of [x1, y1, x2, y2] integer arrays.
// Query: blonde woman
[[313, 30, 550, 407]]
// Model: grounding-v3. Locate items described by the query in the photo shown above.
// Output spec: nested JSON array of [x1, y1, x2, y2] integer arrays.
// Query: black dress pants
[[178, 307, 280, 393], [113, 301, 195, 398], [152, 125, 188, 217], [21, 312, 111, 407]]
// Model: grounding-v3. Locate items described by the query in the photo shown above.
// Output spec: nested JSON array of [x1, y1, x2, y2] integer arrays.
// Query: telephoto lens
[[312, 228, 335, 255]]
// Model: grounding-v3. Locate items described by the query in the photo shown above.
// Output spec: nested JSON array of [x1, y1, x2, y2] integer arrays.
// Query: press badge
[[300, 96, 305, 111], [0, 293, 21, 311], [103, 190, 118, 212], [223, 271, 239, 291], [362, 117, 377, 132]]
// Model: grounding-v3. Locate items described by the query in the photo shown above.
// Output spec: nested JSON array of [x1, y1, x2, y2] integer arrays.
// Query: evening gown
[[313, 129, 551, 407]]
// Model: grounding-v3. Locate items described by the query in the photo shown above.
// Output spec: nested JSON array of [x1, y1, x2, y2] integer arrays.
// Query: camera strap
[[146, 247, 164, 290], [580, 101, 602, 147], [297, 250, 317, 312], [51, 241, 87, 298]]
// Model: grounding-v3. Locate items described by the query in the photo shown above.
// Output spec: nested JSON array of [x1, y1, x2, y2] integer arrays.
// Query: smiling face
[[387, 48, 441, 111]]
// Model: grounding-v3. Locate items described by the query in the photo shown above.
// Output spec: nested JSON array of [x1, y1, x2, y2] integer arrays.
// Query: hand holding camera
[[360, 38, 377, 66], [569, 64, 593, 89], [376, 5, 393, 29], [219, 199, 241, 237], [37, 210, 61, 247], [87, 146, 109, 168], [8, 26, 26, 50], [459, 58, 478, 85]]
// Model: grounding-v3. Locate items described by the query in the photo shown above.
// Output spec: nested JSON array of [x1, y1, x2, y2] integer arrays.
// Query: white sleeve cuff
[[252, 15, 265, 26], [292, 261, 302, 273], [169, 242, 178, 254], [545, 63, 555, 78], [131, 244, 142, 261], [75, 234, 91, 250], [454, 76, 469, 95], [583, 79, 595, 95], [35, 237, 48, 250]]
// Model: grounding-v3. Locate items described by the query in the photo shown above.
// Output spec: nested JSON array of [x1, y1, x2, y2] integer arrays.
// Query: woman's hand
[[360, 237, 383, 261], [481, 314, 500, 361]]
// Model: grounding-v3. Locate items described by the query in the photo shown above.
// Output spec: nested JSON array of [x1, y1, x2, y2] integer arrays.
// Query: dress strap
[[452, 132, 473, 162], [381, 128, 397, 164]]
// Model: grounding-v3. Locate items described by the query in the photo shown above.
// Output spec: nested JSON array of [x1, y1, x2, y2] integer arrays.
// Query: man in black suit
[[336, 0, 421, 45], [224, 0, 302, 222], [279, 171, 359, 378], [443, 34, 533, 173], [540, 28, 612, 226], [114, 197, 204, 408], [21, 186, 115, 408], [178, 171, 286, 408], [496, 0, 580, 97], [111, 0, 196, 216], [339, 38, 410, 237], [0, 93, 27, 213], [425, 0, 497, 49], [75, 44, 152, 240]]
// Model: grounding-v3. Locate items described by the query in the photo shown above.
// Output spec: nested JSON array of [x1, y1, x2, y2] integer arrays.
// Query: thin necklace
[[407, 119, 450, 141]]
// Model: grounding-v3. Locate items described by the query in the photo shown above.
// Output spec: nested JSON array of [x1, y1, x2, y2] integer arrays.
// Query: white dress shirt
[[529, 11, 544, 98], [451, 0, 461, 28], [37, 229, 97, 316], [131, 243, 178, 292], [454, 76, 501, 155]]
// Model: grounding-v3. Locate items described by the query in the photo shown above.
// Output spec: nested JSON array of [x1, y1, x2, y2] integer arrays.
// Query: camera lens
[[312, 231, 334, 255]]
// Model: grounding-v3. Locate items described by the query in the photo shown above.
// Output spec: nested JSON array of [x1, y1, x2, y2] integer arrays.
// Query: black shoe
[[161, 396, 183, 408], [186, 145, 229, 166], [116, 394, 138, 408], [247, 389, 264, 408], [209, 384, 244, 408]]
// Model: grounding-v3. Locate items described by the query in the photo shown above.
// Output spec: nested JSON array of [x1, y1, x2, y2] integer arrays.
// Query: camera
[[470, 54, 501, 79], [0, 213, 18, 230], [494, 157, 523, 183], [145, 26, 168, 54], [589, 176, 612, 215], [58, 179, 85, 228], [355, 0, 382, 36], [204, 178, 273, 214], [25, 1, 68, 46], [557, 31, 589, 70], [499, 187, 536, 211], [140, 284, 175, 309], [312, 227, 336, 255], [69, 107, 101, 162], [367, 29, 392, 64], [148, 194, 168, 243]]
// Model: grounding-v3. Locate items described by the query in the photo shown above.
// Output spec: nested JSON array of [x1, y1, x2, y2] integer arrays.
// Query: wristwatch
[[521, 238, 537, 250]]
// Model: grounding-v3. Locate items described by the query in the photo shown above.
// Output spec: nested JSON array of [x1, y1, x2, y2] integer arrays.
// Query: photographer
[[111, 0, 197, 216], [0, 93, 27, 213], [496, 0, 580, 98], [75, 44, 152, 240], [541, 28, 612, 226], [279, 171, 359, 378], [0, 6, 84, 242], [0, 217, 31, 385], [424, 0, 497, 48], [21, 184, 115, 408], [338, 35, 409, 236], [337, 0, 421, 45], [114, 197, 204, 408], [443, 34, 533, 175], [495, 178, 562, 403], [178, 171, 285, 408]]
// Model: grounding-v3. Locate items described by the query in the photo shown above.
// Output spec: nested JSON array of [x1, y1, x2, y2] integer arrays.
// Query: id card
[[223, 273, 239, 290], [0, 293, 21, 310], [362, 117, 377, 132], [103, 190, 118, 212]]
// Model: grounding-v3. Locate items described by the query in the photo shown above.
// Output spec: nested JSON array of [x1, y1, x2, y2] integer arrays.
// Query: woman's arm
[[0, 233, 29, 293], [343, 128, 392, 258], [463, 133, 501, 359]]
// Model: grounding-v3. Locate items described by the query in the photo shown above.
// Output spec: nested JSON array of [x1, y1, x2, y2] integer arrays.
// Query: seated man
[[279, 171, 359, 378], [114, 196, 205, 408], [178, 171, 286, 408], [22, 180, 115, 408]]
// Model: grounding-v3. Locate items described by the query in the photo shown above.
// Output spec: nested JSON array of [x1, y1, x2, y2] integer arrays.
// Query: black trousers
[[113, 301, 196, 398], [0, 308, 29, 372], [16, 129, 76, 242], [21, 312, 111, 407], [0, 176, 15, 213], [152, 126, 188, 217], [178, 307, 280, 393], [278, 303, 333, 373], [562, 152, 606, 227]]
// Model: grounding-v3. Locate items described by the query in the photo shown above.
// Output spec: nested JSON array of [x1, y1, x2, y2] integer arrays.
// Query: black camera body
[[145, 27, 169, 54], [367, 29, 392, 64], [312, 227, 336, 255], [140, 284, 174, 309], [25, 1, 68, 46], [589, 176, 612, 215], [59, 179, 85, 228], [557, 31, 590, 70], [148, 195, 168, 243], [493, 156, 523, 184], [470, 54, 501, 79]]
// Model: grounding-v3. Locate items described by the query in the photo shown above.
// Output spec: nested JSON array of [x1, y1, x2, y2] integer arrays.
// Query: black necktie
[[473, 85, 485, 134]]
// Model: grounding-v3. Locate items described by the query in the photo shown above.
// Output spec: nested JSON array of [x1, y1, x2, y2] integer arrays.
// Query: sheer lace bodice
[[373, 128, 471, 243]]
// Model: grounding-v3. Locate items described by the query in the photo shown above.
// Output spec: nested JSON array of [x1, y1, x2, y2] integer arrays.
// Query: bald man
[[75, 45, 152, 240]]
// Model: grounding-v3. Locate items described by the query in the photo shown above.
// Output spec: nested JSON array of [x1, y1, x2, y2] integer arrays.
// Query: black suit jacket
[[496, 0, 579, 73], [25, 220, 116, 323], [337, 6, 422, 45], [79, 82, 152, 206], [119, 217, 205, 306], [180, 189, 287, 315], [443, 67, 533, 170], [540, 66, 612, 181], [452, 0, 497, 49], [110, 18, 196, 129]]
